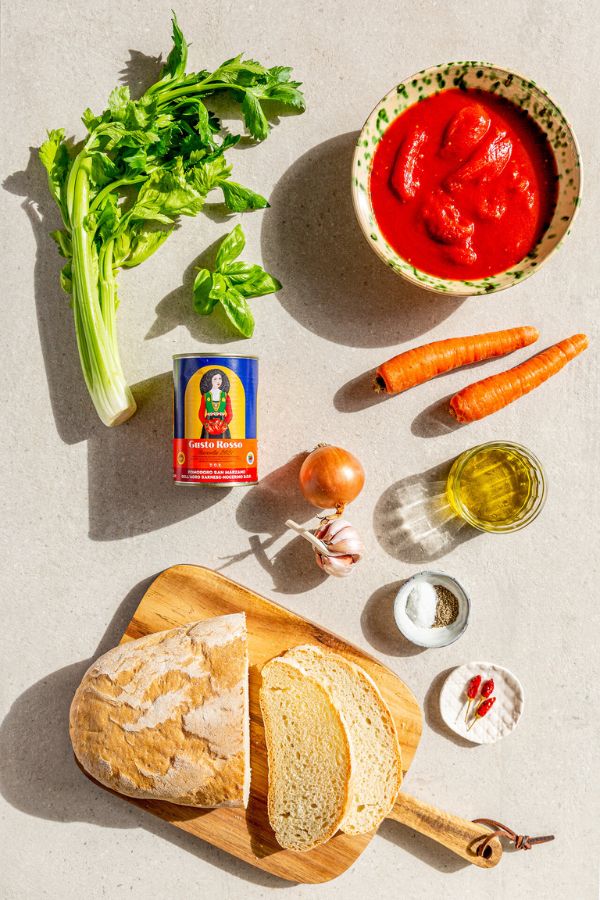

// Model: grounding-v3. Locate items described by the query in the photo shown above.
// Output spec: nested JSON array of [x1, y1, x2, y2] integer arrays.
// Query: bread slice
[[259, 657, 352, 851], [70, 614, 250, 808], [286, 645, 402, 834]]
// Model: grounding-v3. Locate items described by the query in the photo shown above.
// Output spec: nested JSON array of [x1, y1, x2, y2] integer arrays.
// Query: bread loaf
[[259, 657, 352, 851], [285, 645, 403, 834], [70, 614, 249, 807]]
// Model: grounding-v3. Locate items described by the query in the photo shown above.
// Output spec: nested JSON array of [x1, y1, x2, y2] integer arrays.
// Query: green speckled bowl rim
[[351, 62, 583, 296]]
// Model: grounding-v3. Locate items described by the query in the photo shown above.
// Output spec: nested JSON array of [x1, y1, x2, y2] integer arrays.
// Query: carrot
[[374, 326, 539, 395], [449, 333, 589, 422]]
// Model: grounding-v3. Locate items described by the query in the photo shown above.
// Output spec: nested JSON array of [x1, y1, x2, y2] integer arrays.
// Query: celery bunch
[[40, 15, 304, 426]]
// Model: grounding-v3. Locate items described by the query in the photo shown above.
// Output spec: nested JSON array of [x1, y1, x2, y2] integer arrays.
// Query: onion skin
[[299, 446, 365, 511]]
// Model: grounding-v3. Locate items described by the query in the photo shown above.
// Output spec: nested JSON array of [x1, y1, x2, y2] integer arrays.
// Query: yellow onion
[[299, 445, 365, 514]]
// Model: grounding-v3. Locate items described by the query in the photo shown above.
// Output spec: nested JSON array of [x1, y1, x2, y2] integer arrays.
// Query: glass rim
[[448, 441, 547, 534]]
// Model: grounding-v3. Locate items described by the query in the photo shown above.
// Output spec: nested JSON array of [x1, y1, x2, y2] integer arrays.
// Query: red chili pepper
[[481, 678, 494, 699], [464, 674, 482, 721], [467, 695, 496, 731], [467, 675, 482, 699]]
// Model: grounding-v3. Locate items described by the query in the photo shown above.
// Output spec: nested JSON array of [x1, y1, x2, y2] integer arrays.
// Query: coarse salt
[[405, 581, 439, 629]]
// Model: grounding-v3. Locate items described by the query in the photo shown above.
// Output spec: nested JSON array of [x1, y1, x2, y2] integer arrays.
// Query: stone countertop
[[1, 1, 599, 897]]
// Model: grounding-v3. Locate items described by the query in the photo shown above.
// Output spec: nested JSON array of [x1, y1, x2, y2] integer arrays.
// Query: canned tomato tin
[[173, 354, 258, 486]]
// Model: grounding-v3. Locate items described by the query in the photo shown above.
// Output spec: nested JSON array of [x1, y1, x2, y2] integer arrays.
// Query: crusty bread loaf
[[70, 614, 249, 808], [286, 645, 403, 834], [259, 657, 352, 851]]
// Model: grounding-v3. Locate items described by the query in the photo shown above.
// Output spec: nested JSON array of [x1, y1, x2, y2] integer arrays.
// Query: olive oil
[[446, 442, 546, 533]]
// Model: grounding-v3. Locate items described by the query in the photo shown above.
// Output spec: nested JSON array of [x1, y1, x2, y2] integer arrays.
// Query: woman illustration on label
[[199, 369, 233, 438]]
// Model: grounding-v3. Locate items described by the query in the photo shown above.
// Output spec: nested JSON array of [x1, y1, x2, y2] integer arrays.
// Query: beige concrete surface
[[1, 0, 599, 897]]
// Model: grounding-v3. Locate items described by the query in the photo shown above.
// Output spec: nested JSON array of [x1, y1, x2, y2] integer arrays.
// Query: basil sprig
[[193, 224, 281, 337]]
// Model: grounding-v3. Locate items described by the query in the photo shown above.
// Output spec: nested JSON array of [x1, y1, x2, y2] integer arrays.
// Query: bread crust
[[70, 614, 249, 808], [285, 645, 403, 834]]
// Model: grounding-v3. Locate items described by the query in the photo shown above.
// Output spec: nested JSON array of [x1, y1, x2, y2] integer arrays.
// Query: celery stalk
[[39, 14, 304, 427]]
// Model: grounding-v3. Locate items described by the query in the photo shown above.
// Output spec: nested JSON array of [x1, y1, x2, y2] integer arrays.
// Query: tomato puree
[[370, 89, 557, 280]]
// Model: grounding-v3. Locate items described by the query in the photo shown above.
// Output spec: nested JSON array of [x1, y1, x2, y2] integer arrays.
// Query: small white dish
[[440, 661, 524, 744], [393, 571, 470, 648]]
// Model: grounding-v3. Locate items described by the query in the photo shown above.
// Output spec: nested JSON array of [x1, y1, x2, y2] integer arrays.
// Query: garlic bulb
[[313, 517, 364, 577], [286, 517, 364, 577]]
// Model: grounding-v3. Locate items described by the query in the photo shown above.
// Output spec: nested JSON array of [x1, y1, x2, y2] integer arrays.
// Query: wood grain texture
[[112, 564, 423, 883], [389, 794, 502, 868]]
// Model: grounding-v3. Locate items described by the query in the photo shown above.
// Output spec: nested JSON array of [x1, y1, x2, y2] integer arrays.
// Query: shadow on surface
[[120, 49, 164, 96], [361, 581, 426, 657], [378, 817, 469, 873], [3, 149, 96, 445], [411, 393, 465, 438], [0, 576, 156, 831], [374, 459, 479, 564], [261, 131, 462, 349], [0, 576, 285, 888], [333, 369, 392, 413], [217, 454, 326, 593], [87, 372, 231, 540], [424, 667, 478, 749]]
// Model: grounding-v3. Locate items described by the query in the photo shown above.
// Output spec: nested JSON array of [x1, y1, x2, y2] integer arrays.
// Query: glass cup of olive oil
[[446, 441, 547, 533]]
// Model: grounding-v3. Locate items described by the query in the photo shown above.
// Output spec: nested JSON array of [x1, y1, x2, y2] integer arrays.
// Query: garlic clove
[[316, 553, 357, 577]]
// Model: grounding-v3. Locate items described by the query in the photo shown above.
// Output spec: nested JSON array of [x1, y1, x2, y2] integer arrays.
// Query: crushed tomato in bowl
[[369, 88, 558, 280]]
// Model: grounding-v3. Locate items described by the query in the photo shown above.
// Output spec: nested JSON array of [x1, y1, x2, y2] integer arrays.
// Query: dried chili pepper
[[481, 678, 495, 699], [467, 695, 496, 731], [465, 674, 482, 721]]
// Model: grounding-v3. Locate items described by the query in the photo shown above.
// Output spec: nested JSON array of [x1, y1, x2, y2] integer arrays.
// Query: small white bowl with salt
[[393, 572, 470, 648]]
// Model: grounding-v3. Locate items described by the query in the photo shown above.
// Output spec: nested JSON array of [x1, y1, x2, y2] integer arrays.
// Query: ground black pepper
[[433, 585, 459, 628]]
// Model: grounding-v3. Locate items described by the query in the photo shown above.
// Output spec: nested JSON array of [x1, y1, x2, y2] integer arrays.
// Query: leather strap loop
[[472, 818, 555, 856]]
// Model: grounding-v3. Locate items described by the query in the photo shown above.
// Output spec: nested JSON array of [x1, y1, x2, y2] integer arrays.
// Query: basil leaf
[[235, 269, 282, 298], [193, 269, 218, 315], [215, 223, 245, 269], [219, 287, 255, 338], [209, 272, 228, 300], [220, 260, 256, 283]]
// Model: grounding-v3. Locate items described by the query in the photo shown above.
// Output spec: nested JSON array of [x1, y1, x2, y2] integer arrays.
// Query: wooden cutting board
[[105, 564, 423, 883]]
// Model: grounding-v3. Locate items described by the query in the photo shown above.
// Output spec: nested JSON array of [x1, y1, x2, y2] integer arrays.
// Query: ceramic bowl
[[393, 571, 470, 648], [351, 61, 582, 295]]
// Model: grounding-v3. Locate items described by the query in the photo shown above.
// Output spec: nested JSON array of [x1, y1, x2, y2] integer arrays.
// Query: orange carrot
[[449, 334, 589, 422], [374, 326, 539, 395]]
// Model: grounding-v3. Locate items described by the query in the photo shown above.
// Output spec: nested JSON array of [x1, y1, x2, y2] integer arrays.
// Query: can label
[[173, 356, 258, 485]]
